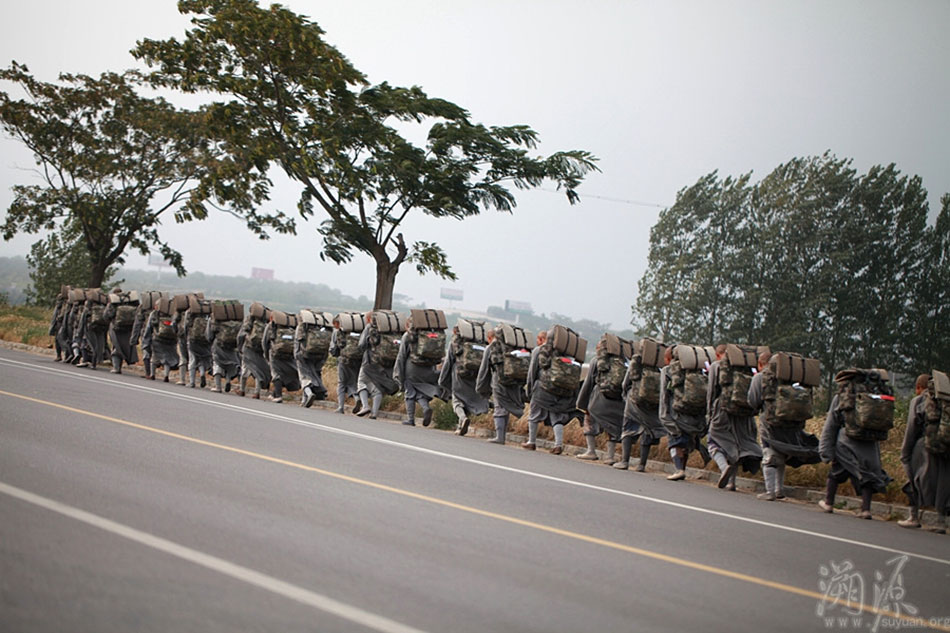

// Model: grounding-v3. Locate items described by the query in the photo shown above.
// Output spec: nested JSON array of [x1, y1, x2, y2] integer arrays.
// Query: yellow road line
[[2, 389, 947, 632]]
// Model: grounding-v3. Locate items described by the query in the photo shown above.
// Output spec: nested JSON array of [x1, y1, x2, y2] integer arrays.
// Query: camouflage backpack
[[270, 311, 298, 359], [114, 305, 138, 329], [335, 312, 365, 364], [370, 327, 402, 368], [923, 370, 950, 456], [370, 311, 407, 368], [185, 300, 212, 345], [628, 338, 667, 409], [155, 312, 177, 342], [411, 330, 446, 366], [408, 310, 447, 366], [340, 332, 363, 364], [595, 334, 633, 400], [760, 352, 820, 429], [109, 292, 139, 329], [835, 368, 895, 442], [298, 309, 333, 359], [669, 345, 716, 416], [718, 344, 769, 417], [540, 350, 583, 396], [302, 326, 332, 359], [87, 301, 109, 330], [455, 319, 487, 379], [247, 319, 267, 350], [497, 324, 534, 386], [188, 314, 210, 344], [271, 326, 295, 358], [216, 321, 242, 348]]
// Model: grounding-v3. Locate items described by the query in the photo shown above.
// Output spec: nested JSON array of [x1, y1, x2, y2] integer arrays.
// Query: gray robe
[[206, 319, 241, 380], [438, 336, 490, 416], [706, 361, 762, 471], [175, 311, 190, 373], [576, 354, 624, 440], [50, 297, 67, 356], [747, 371, 819, 467], [104, 303, 138, 365], [901, 395, 950, 512], [77, 304, 108, 366], [61, 304, 82, 359], [177, 312, 213, 374], [357, 326, 399, 396], [330, 329, 361, 398], [620, 361, 667, 443], [476, 339, 526, 418], [394, 331, 442, 401], [819, 395, 891, 493], [131, 306, 152, 359], [143, 311, 180, 368], [294, 322, 328, 398], [528, 344, 580, 427], [238, 316, 271, 389], [262, 322, 301, 392]]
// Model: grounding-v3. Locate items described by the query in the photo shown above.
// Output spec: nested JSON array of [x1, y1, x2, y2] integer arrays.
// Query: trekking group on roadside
[[48, 286, 950, 533]]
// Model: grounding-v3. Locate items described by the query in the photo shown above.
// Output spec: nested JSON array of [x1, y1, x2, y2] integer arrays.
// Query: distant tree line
[[633, 152, 950, 382]]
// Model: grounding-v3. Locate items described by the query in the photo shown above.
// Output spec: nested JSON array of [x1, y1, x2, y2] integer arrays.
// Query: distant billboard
[[251, 267, 275, 280], [147, 254, 170, 267], [505, 299, 532, 315], [440, 287, 464, 301]]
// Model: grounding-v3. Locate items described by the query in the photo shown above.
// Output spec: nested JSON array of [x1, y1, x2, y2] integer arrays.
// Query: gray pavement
[[1, 348, 948, 633]]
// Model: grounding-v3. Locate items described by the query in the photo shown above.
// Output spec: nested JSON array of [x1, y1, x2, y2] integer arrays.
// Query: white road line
[[2, 354, 948, 567], [0, 480, 428, 633]]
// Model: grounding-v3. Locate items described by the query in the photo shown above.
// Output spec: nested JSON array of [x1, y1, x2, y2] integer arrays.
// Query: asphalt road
[[1, 347, 948, 633]]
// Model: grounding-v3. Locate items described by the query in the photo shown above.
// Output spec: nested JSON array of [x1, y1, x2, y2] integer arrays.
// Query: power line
[[539, 188, 667, 208]]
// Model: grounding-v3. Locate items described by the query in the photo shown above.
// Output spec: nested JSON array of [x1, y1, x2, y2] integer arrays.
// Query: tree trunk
[[372, 234, 409, 310], [374, 258, 400, 310], [87, 258, 108, 289]]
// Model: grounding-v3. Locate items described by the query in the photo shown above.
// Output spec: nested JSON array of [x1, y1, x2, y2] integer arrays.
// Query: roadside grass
[[1, 307, 912, 502], [0, 303, 53, 348]]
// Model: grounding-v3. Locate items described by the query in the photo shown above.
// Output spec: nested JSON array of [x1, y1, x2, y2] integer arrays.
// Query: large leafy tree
[[0, 62, 292, 289], [910, 193, 950, 374], [633, 153, 947, 383], [134, 0, 598, 309], [25, 220, 118, 306], [634, 171, 754, 344]]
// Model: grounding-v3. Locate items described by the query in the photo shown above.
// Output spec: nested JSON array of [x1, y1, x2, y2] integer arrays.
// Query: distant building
[[441, 287, 463, 301], [504, 299, 532, 315], [251, 267, 275, 280]]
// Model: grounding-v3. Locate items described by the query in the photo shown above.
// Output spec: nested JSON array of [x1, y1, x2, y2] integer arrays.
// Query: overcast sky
[[1, 1, 948, 328]]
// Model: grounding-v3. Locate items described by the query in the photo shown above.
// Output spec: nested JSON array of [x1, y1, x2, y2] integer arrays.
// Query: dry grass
[[0, 303, 54, 348]]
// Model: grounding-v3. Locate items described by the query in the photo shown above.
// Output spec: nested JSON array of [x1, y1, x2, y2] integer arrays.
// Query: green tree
[[25, 221, 118, 306], [752, 153, 858, 381], [634, 153, 947, 385], [910, 193, 950, 374], [134, 0, 598, 309], [0, 62, 292, 289], [634, 171, 753, 344]]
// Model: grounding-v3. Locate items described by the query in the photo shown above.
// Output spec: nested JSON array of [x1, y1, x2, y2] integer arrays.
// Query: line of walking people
[[48, 287, 949, 533]]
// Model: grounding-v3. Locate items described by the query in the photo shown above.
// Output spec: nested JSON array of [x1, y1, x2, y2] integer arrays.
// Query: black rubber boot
[[637, 437, 651, 472]]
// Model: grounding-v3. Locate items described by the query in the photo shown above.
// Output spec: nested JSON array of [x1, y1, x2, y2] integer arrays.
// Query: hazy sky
[[1, 1, 948, 328]]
